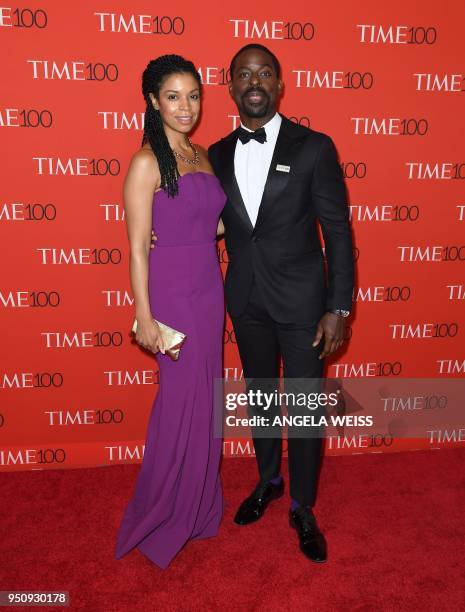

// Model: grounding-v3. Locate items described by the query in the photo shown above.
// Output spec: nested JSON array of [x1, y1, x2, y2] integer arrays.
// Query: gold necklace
[[172, 138, 200, 166]]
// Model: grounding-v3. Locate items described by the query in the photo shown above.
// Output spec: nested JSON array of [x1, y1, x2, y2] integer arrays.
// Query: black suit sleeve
[[208, 143, 225, 221], [311, 135, 354, 312], [208, 143, 218, 174]]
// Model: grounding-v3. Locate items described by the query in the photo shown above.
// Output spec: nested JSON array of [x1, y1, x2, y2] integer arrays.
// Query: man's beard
[[239, 88, 271, 118]]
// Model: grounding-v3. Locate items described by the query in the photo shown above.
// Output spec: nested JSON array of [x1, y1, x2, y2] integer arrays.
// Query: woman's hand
[[150, 229, 157, 249], [135, 318, 165, 354]]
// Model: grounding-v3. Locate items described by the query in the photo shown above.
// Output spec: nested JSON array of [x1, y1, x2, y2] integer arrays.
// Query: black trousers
[[230, 279, 325, 507]]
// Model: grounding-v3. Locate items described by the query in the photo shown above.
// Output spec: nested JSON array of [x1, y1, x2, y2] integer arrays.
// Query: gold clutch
[[131, 318, 186, 361]]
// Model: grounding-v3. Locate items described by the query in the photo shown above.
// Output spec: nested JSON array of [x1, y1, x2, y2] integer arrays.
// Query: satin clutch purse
[[131, 318, 186, 361]]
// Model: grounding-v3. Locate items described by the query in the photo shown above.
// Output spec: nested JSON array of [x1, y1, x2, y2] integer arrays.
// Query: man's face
[[229, 49, 283, 121]]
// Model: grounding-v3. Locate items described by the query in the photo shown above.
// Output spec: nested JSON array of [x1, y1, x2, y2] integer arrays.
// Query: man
[[208, 43, 354, 563]]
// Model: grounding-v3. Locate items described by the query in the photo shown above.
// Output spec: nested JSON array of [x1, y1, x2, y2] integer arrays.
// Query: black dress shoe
[[289, 506, 327, 563], [234, 479, 284, 525]]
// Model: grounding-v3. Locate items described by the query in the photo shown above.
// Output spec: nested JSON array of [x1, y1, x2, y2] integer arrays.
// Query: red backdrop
[[1, 1, 464, 470]]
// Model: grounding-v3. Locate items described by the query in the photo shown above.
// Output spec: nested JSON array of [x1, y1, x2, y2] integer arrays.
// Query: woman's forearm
[[129, 248, 152, 322]]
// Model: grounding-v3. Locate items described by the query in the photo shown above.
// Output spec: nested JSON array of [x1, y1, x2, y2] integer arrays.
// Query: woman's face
[[150, 72, 201, 135]]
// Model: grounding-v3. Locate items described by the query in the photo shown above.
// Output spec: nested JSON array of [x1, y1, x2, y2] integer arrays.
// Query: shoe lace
[[295, 507, 318, 533]]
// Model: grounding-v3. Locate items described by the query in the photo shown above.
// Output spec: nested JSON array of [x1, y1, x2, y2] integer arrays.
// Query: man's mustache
[[242, 87, 269, 100]]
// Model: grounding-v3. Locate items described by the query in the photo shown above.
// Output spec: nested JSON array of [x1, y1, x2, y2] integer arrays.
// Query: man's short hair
[[229, 44, 281, 79]]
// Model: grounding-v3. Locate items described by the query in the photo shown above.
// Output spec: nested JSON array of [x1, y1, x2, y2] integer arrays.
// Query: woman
[[115, 55, 226, 569]]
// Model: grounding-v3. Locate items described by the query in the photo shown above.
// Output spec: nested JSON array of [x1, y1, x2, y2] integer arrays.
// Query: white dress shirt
[[234, 112, 282, 227]]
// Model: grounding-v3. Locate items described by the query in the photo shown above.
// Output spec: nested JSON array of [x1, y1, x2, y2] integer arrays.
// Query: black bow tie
[[238, 126, 267, 145]]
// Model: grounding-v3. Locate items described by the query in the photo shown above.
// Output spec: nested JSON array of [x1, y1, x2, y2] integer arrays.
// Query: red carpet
[[1, 449, 465, 611]]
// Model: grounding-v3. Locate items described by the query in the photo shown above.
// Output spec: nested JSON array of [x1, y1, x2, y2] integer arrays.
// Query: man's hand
[[312, 312, 346, 359], [150, 229, 157, 249]]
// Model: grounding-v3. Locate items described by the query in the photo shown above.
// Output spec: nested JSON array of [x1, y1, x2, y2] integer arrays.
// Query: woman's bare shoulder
[[127, 145, 160, 184], [131, 145, 158, 168]]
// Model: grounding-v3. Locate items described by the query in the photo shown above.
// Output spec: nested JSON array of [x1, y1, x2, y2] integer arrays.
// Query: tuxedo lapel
[[216, 132, 254, 233], [253, 117, 298, 231]]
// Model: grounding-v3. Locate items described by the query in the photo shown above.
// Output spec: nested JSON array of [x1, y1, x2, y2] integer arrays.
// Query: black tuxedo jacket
[[208, 114, 354, 324]]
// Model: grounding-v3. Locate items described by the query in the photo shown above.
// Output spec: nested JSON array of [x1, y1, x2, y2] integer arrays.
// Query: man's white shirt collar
[[239, 112, 282, 139]]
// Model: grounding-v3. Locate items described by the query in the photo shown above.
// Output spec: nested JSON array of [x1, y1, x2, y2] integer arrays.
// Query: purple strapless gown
[[115, 172, 226, 569]]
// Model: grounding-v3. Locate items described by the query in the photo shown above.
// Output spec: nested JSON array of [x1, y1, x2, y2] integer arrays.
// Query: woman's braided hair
[[142, 54, 201, 198]]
